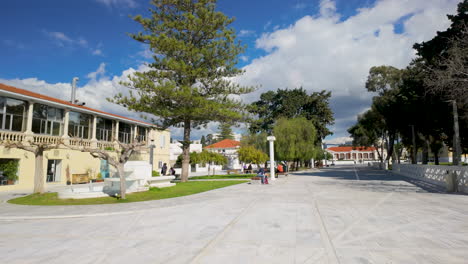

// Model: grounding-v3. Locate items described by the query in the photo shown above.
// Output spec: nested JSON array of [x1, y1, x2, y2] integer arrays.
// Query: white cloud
[[240, 56, 249, 62], [44, 31, 73, 47], [236, 0, 459, 140], [238, 30, 256, 37], [95, 0, 137, 8], [87, 63, 107, 80], [92, 49, 103, 56], [323, 137, 352, 145]]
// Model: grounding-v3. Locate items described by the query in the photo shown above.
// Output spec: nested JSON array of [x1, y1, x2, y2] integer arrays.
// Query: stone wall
[[392, 163, 468, 194]]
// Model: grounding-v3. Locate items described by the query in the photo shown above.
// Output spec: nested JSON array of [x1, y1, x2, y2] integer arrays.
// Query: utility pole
[[410, 125, 417, 164]]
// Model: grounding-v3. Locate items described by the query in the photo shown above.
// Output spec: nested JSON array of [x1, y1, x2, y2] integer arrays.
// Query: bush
[[152, 171, 160, 177], [0, 160, 19, 181]]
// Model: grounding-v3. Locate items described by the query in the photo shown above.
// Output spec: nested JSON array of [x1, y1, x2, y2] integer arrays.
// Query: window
[[0, 97, 27, 132], [136, 126, 146, 142], [32, 104, 64, 136], [68, 112, 92, 139], [160, 135, 166, 148], [118, 122, 133, 144], [97, 118, 113, 142], [46, 160, 61, 182]]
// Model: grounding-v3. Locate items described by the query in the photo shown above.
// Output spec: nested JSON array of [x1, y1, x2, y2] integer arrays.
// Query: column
[[267, 136, 276, 182], [91, 115, 98, 148], [25, 102, 34, 134], [61, 110, 70, 145], [62, 110, 70, 138], [133, 125, 138, 142], [113, 121, 120, 149], [114, 121, 119, 141]]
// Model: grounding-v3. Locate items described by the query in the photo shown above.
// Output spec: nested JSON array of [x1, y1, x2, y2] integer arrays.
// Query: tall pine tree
[[113, 0, 254, 182]]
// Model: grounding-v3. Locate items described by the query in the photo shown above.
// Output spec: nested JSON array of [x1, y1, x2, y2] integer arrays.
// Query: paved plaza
[[1, 165, 468, 263]]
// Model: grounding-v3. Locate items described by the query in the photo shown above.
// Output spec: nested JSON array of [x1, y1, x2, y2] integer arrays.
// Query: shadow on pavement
[[292, 165, 452, 194]]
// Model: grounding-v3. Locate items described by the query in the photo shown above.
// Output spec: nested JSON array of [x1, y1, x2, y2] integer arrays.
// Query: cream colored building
[[0, 83, 170, 193]]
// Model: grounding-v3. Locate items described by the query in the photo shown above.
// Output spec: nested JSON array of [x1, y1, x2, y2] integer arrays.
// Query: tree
[[218, 122, 234, 140], [249, 88, 334, 142], [200, 135, 206, 147], [273, 117, 317, 170], [114, 0, 254, 182], [2, 140, 63, 193], [178, 150, 227, 175], [238, 145, 268, 167]]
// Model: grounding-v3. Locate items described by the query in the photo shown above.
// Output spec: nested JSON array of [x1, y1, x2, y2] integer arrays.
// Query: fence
[[392, 163, 468, 193]]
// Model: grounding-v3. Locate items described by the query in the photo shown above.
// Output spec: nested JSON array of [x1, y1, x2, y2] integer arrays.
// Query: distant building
[[205, 139, 241, 169], [326, 146, 377, 161], [169, 140, 203, 164]]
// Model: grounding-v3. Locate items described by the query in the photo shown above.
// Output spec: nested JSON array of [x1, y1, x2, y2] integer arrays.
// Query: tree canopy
[[273, 117, 317, 163], [113, 0, 254, 181], [249, 88, 334, 141]]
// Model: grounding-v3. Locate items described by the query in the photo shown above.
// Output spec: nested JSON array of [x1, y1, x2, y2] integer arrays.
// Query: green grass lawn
[[8, 181, 247, 206], [189, 174, 256, 180]]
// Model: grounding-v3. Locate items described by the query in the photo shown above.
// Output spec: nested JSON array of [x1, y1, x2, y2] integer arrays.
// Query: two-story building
[[0, 83, 170, 193]]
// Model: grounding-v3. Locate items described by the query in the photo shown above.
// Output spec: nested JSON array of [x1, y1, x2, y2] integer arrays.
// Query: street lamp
[[267, 136, 276, 181], [149, 139, 155, 172]]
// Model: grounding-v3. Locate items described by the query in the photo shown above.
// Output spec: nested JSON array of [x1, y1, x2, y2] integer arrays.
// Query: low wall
[[392, 164, 468, 193]]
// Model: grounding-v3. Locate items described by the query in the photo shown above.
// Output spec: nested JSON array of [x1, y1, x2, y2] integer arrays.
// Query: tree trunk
[[181, 120, 191, 182], [386, 132, 395, 167], [117, 163, 126, 199], [396, 135, 401, 164], [434, 151, 439, 165], [33, 151, 45, 194], [422, 138, 429, 165]]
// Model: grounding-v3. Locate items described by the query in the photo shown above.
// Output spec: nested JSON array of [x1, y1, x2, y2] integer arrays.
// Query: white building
[[326, 146, 378, 161], [205, 139, 241, 169]]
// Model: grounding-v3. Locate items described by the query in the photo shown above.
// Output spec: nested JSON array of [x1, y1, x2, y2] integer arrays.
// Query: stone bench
[[250, 176, 262, 185], [277, 172, 288, 178], [147, 176, 176, 188], [227, 169, 241, 174]]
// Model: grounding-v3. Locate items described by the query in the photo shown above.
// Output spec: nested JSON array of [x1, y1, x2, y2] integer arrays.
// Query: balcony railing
[[69, 138, 92, 148], [0, 131, 25, 142], [33, 134, 62, 145]]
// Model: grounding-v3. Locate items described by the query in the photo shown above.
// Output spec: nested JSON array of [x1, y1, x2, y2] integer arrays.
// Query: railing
[[33, 134, 62, 145], [0, 131, 25, 142], [97, 141, 115, 150], [393, 163, 468, 193], [69, 138, 92, 148]]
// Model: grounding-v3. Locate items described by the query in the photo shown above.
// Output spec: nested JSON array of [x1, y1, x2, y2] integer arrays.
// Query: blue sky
[[0, 0, 461, 142], [0, 0, 374, 82]]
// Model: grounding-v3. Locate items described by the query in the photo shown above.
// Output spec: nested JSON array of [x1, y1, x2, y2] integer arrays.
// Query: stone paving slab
[[1, 166, 468, 263]]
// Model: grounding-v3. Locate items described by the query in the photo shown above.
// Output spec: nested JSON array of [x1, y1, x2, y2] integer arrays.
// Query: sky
[[0, 0, 461, 143]]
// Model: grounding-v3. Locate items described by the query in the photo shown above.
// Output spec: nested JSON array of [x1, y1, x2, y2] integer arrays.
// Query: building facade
[[0, 83, 170, 192], [326, 146, 377, 161], [205, 139, 241, 169]]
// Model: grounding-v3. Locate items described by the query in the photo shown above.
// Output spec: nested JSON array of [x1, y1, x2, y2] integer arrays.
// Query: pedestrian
[[243, 164, 247, 174], [161, 163, 167, 176], [169, 167, 175, 176], [247, 164, 252, 173], [257, 167, 266, 184]]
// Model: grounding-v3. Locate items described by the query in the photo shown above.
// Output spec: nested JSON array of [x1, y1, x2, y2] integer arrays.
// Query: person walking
[[161, 163, 167, 176]]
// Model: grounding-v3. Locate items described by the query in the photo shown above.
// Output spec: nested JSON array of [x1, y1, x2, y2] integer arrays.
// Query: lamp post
[[149, 139, 155, 172], [267, 136, 276, 182]]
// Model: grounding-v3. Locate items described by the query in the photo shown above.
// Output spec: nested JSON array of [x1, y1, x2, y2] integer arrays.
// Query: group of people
[[160, 163, 176, 176]]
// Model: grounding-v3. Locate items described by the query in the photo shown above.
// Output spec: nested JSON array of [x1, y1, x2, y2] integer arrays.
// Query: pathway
[[1, 165, 467, 263]]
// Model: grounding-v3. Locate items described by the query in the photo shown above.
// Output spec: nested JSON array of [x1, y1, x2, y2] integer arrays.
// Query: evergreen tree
[[218, 122, 234, 140], [200, 135, 206, 147], [113, 0, 254, 182]]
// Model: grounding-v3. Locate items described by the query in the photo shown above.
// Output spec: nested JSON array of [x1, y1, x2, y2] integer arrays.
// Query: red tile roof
[[205, 139, 240, 149], [327, 146, 376, 152], [0, 83, 154, 126]]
